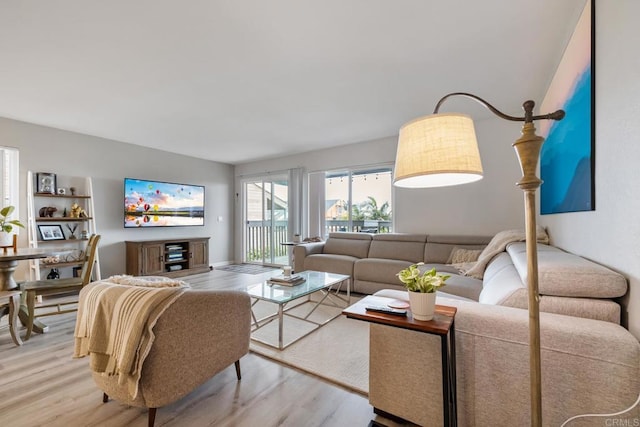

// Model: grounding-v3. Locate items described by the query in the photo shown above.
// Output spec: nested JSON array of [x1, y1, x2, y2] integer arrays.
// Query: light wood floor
[[0, 268, 409, 427]]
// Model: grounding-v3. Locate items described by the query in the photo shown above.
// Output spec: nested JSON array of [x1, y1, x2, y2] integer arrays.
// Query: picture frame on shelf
[[38, 224, 66, 241], [36, 172, 57, 194]]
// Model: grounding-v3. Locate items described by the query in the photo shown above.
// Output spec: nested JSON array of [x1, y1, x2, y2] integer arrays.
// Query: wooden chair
[[0, 290, 23, 346], [21, 234, 100, 340]]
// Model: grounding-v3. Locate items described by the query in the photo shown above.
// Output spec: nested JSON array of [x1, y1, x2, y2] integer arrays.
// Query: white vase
[[407, 291, 437, 321]]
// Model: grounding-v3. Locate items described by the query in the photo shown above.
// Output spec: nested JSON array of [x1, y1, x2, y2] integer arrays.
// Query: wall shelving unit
[[26, 171, 101, 281]]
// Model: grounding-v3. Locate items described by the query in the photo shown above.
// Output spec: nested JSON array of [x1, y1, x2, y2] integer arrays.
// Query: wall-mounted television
[[124, 178, 205, 228]]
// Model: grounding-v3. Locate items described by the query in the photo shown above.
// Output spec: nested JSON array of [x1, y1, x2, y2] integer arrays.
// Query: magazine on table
[[268, 274, 306, 286]]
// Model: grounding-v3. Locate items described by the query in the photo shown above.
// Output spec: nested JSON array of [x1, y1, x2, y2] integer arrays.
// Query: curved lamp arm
[[433, 92, 565, 123]]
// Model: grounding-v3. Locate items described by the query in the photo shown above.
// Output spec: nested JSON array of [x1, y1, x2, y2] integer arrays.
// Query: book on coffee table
[[268, 274, 306, 286]]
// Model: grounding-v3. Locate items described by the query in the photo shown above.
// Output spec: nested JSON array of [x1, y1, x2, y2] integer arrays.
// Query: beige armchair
[[92, 289, 251, 427]]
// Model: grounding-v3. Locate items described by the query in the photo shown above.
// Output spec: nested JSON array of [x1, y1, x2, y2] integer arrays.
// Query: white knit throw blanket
[[462, 227, 549, 279], [73, 277, 188, 399]]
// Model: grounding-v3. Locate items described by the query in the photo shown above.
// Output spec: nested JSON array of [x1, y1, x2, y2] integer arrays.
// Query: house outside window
[[324, 167, 392, 236]]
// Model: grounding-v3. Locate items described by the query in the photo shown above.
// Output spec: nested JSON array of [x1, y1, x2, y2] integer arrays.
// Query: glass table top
[[246, 270, 349, 304]]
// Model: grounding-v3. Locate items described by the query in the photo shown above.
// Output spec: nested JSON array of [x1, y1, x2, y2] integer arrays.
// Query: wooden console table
[[343, 295, 457, 427]]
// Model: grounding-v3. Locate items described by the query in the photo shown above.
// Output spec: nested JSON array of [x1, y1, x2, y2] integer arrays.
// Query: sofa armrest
[[369, 295, 640, 426], [294, 242, 325, 272]]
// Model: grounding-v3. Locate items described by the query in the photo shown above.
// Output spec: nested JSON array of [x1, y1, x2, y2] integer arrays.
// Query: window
[[324, 167, 392, 236], [0, 146, 19, 213]]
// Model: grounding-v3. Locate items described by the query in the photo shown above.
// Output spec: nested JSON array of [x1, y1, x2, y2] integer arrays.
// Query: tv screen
[[124, 178, 205, 228]]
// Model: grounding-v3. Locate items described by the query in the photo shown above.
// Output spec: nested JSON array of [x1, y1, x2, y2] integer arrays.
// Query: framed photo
[[38, 224, 65, 241], [36, 172, 57, 195]]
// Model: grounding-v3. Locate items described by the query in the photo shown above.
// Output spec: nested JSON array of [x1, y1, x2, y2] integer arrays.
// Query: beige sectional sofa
[[296, 232, 639, 425], [294, 232, 627, 323]]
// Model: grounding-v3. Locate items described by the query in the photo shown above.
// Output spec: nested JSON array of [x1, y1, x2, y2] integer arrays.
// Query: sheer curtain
[[288, 167, 304, 240], [307, 171, 326, 239]]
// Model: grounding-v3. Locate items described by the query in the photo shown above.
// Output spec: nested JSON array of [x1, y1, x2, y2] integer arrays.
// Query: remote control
[[365, 305, 407, 316]]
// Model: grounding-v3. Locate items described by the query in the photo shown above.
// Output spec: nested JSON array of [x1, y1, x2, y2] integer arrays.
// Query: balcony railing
[[245, 221, 288, 262], [325, 220, 392, 234]]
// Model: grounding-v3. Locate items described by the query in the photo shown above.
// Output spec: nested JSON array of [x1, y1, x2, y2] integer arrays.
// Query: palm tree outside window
[[324, 167, 392, 236]]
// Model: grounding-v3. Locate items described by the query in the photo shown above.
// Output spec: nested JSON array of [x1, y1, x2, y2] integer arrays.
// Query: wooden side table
[[0, 290, 23, 346], [343, 295, 457, 427]]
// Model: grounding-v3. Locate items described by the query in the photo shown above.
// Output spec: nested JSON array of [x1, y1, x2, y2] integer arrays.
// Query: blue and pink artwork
[[540, 0, 594, 215]]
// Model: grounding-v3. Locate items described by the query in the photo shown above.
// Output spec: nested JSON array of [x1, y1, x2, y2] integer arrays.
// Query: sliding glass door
[[243, 176, 289, 266]]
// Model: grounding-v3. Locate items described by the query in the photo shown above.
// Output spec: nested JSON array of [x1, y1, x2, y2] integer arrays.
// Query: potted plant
[[0, 205, 25, 247], [397, 263, 450, 321]]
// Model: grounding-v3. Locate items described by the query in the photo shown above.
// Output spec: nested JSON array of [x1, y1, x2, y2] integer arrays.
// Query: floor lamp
[[393, 92, 565, 427]]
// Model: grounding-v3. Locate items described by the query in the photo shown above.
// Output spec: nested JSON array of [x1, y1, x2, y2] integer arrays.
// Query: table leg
[[450, 322, 457, 424], [278, 304, 284, 350], [441, 334, 451, 427]]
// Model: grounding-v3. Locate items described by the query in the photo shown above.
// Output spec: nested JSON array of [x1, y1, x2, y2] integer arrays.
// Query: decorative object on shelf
[[42, 256, 61, 264], [0, 206, 24, 253], [66, 224, 78, 239], [69, 187, 76, 196], [80, 229, 88, 240], [396, 263, 449, 321], [38, 206, 58, 218], [64, 249, 84, 262], [57, 188, 66, 195], [46, 268, 60, 280], [70, 203, 87, 218], [36, 172, 57, 194], [38, 224, 66, 241]]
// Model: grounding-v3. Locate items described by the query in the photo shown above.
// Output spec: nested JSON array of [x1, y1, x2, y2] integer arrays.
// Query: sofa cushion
[[435, 274, 483, 301], [304, 254, 358, 277], [506, 243, 628, 298], [323, 232, 372, 259], [424, 235, 491, 263], [354, 258, 413, 287], [368, 233, 427, 263]]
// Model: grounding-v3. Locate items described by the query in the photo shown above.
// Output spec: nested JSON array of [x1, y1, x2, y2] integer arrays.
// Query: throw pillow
[[447, 247, 483, 264]]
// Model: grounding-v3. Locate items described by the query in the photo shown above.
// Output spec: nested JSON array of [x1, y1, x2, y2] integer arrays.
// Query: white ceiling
[[0, 0, 586, 165]]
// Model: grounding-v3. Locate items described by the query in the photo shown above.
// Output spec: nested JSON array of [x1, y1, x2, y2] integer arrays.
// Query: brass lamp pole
[[393, 92, 564, 426]]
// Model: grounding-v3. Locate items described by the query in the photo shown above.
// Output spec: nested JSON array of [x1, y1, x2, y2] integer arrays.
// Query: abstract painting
[[540, 0, 594, 214]]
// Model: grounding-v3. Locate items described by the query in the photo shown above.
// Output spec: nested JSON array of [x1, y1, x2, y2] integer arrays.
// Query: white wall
[[0, 117, 235, 280], [539, 0, 640, 339], [235, 117, 525, 260]]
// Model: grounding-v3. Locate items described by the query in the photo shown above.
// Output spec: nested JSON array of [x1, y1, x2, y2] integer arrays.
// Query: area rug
[[216, 263, 279, 275], [249, 296, 369, 396]]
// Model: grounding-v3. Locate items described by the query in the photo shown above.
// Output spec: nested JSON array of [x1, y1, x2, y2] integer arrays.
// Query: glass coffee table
[[247, 270, 350, 350]]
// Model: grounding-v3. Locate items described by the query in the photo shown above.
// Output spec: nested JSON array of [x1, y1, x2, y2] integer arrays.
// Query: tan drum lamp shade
[[393, 92, 564, 427], [394, 113, 483, 188]]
